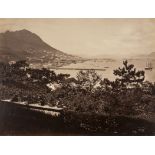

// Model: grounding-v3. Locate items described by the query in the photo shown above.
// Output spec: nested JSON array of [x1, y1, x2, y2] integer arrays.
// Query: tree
[[113, 60, 145, 89], [76, 69, 101, 92], [99, 61, 146, 115], [57, 73, 70, 84], [27, 68, 57, 85], [1, 60, 29, 86], [11, 60, 29, 70]]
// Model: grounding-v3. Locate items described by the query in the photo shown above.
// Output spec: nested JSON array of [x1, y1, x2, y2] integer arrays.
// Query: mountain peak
[[14, 29, 38, 35], [4, 29, 32, 35], [18, 29, 31, 32], [0, 29, 81, 66], [0, 29, 52, 51]]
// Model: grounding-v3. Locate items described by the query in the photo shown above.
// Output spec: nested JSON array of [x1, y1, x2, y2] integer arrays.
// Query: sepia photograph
[[0, 18, 155, 136]]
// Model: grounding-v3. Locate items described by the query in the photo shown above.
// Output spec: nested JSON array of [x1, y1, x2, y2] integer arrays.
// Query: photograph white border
[[0, 0, 155, 18], [0, 0, 155, 155]]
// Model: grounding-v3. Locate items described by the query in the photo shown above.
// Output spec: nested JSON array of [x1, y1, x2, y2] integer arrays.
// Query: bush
[[1, 60, 155, 117]]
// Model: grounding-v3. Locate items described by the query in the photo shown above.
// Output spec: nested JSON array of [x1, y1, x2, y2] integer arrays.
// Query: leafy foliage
[[76, 69, 101, 92], [0, 60, 155, 116], [113, 60, 145, 88]]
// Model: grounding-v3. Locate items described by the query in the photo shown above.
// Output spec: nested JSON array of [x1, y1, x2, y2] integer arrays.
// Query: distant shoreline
[[50, 68, 106, 71]]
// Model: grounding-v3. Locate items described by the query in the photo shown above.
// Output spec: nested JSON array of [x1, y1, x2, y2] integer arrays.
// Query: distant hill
[[0, 29, 83, 67], [148, 52, 155, 57], [133, 52, 155, 59]]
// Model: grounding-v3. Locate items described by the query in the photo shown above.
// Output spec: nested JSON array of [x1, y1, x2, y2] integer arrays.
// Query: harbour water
[[53, 59, 155, 82]]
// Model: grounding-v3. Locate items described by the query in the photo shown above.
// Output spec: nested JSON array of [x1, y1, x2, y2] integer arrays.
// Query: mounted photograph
[[0, 18, 155, 135]]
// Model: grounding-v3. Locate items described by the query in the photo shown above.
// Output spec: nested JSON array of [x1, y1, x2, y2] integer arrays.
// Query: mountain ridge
[[0, 29, 83, 67], [149, 52, 155, 57]]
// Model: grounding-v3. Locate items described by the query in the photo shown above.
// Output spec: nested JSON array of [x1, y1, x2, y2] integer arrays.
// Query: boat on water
[[104, 66, 109, 69], [145, 61, 153, 71]]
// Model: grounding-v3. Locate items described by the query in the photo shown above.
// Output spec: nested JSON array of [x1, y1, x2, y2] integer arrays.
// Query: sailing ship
[[145, 61, 153, 70]]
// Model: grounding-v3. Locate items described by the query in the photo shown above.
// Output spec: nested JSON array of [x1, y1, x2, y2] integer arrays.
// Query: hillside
[[149, 52, 155, 57], [0, 29, 83, 67]]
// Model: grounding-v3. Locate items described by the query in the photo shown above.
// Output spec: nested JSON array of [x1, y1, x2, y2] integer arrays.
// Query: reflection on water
[[53, 59, 155, 82]]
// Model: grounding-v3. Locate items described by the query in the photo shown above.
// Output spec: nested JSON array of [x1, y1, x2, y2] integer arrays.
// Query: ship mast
[[145, 59, 153, 70]]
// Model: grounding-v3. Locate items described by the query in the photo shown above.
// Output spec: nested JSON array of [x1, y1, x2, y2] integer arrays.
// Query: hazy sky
[[0, 19, 155, 57]]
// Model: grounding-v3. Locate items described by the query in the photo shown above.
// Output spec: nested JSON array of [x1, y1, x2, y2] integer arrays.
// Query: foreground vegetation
[[0, 60, 155, 135], [0, 100, 154, 135]]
